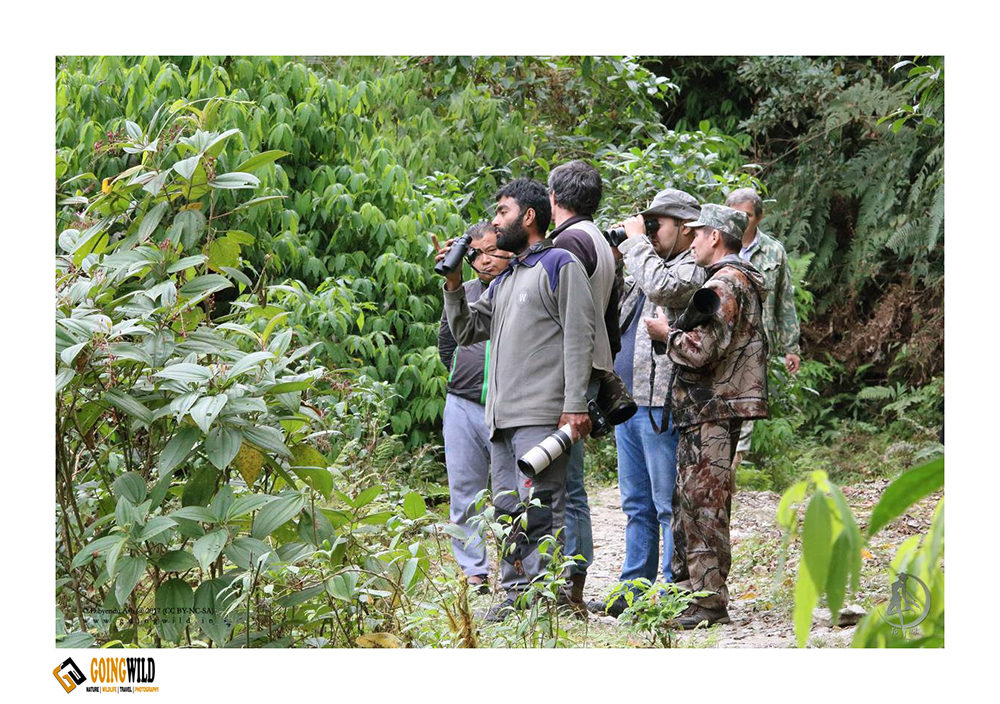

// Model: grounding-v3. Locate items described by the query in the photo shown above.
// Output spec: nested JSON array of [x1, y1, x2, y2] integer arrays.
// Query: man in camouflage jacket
[[725, 188, 801, 465], [586, 189, 706, 618], [644, 203, 768, 628]]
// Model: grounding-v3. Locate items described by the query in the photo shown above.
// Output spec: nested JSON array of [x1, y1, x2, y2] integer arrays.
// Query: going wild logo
[[53, 657, 86, 693]]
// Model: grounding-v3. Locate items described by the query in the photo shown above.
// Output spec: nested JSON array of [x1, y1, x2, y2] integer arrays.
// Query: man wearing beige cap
[[587, 189, 706, 618], [644, 203, 769, 628]]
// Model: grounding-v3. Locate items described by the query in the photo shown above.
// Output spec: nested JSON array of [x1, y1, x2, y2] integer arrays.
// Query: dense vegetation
[[55, 56, 943, 648]]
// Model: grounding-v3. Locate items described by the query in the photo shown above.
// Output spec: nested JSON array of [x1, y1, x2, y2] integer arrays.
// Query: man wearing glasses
[[437, 222, 515, 593]]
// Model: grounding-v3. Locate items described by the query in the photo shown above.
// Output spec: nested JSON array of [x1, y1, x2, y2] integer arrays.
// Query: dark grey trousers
[[490, 425, 570, 592]]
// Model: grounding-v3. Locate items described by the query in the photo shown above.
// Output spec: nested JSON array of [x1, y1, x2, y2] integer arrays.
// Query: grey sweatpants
[[443, 393, 492, 577], [491, 425, 570, 592]]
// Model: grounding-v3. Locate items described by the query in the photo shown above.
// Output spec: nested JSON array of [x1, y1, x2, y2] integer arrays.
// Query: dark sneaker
[[586, 595, 627, 619], [674, 605, 731, 630], [480, 593, 520, 623]]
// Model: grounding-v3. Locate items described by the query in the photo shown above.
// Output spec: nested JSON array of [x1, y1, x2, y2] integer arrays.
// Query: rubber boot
[[566, 573, 588, 620]]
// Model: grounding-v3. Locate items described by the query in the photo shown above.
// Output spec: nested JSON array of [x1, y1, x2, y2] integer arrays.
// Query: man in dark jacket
[[644, 203, 769, 628], [546, 160, 620, 614], [437, 222, 513, 592]]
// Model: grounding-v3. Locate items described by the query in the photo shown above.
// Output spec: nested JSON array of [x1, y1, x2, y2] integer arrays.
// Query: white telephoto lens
[[517, 424, 574, 476]]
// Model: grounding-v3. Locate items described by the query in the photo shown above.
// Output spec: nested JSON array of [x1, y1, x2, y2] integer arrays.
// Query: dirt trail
[[583, 480, 941, 648]]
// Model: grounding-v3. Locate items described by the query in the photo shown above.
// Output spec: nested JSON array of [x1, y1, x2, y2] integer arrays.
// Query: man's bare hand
[[431, 234, 462, 290], [643, 306, 671, 342], [785, 353, 801, 375], [624, 214, 646, 239], [559, 413, 592, 442]]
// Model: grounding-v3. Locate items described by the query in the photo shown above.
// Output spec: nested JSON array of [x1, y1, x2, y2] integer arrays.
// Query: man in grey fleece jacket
[[435, 178, 596, 622]]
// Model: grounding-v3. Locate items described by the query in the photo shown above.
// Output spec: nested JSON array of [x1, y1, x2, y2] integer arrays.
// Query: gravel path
[[582, 479, 941, 648]]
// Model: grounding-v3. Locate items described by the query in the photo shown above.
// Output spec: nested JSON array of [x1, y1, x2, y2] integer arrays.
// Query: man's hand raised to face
[[623, 214, 647, 239], [431, 234, 463, 291]]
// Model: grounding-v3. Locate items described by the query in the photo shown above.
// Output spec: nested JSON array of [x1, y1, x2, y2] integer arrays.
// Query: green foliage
[[607, 579, 707, 648], [775, 459, 943, 648]]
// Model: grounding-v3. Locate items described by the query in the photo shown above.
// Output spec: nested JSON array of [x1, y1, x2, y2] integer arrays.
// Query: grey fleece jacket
[[443, 238, 596, 436]]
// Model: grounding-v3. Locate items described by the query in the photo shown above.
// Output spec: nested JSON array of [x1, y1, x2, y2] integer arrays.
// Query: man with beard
[[437, 222, 515, 592], [435, 178, 597, 622], [644, 204, 768, 628]]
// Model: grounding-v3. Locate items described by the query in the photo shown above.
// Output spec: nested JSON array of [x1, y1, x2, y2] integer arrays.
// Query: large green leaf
[[205, 426, 243, 470], [155, 363, 212, 384], [793, 560, 818, 648], [138, 516, 177, 541], [155, 550, 199, 572], [194, 579, 236, 645], [157, 427, 200, 475], [209, 172, 260, 190], [801, 493, 832, 592], [193, 530, 229, 572], [190, 395, 228, 434], [72, 534, 126, 569], [113, 472, 148, 504], [104, 390, 153, 426], [867, 457, 944, 537], [174, 208, 206, 250], [114, 555, 147, 605], [226, 351, 274, 380], [235, 150, 290, 173], [137, 202, 168, 240], [242, 425, 292, 459], [155, 579, 194, 643], [182, 467, 219, 508], [825, 532, 851, 625], [57, 632, 96, 649], [179, 274, 233, 298], [227, 494, 278, 520], [251, 492, 306, 540], [402, 491, 427, 520], [225, 537, 275, 570]]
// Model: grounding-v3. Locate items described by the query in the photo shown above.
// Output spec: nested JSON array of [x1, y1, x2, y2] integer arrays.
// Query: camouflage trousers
[[670, 419, 741, 610]]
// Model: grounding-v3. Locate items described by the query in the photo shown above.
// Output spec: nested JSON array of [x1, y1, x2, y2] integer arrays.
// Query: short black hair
[[495, 178, 551, 235], [720, 230, 743, 252], [547, 160, 603, 217]]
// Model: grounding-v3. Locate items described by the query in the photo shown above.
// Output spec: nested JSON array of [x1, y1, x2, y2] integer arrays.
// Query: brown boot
[[564, 573, 588, 620]]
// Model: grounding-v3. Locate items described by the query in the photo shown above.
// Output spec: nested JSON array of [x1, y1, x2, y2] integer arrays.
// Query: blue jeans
[[615, 406, 679, 583], [564, 379, 600, 576]]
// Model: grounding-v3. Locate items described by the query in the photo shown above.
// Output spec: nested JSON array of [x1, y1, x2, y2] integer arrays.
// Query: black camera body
[[603, 219, 660, 248]]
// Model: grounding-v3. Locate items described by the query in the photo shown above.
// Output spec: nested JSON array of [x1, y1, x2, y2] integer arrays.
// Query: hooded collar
[[708, 254, 767, 293]]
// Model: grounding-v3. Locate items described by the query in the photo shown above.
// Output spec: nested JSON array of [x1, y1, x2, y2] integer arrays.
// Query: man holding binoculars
[[588, 188, 708, 617], [434, 178, 597, 622]]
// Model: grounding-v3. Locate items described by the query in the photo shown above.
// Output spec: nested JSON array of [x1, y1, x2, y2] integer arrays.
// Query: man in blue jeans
[[588, 189, 706, 617], [546, 160, 620, 616]]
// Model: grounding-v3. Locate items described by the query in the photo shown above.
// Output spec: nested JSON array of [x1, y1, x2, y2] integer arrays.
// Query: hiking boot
[[558, 573, 588, 620], [480, 592, 520, 623], [586, 595, 627, 619], [674, 605, 731, 630]]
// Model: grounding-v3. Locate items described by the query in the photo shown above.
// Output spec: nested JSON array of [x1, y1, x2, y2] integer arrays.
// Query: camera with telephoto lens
[[434, 233, 472, 276], [603, 219, 660, 248], [517, 371, 637, 477]]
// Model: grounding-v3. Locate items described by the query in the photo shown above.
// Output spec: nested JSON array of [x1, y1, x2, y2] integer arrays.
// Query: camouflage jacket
[[617, 235, 706, 406], [742, 230, 800, 356], [663, 255, 769, 429]]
